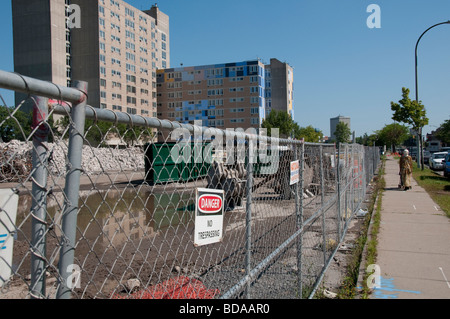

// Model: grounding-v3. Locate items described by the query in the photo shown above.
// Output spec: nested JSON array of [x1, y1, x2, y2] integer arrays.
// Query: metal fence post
[[336, 143, 341, 242], [56, 81, 88, 299], [30, 95, 49, 299], [297, 140, 304, 298], [319, 146, 326, 266], [245, 138, 253, 299]]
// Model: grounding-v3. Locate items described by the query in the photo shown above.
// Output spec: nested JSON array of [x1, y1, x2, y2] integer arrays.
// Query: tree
[[435, 119, 450, 145], [261, 110, 296, 138], [334, 122, 351, 144], [0, 105, 32, 142], [377, 123, 410, 152], [293, 124, 323, 143], [391, 87, 429, 168]]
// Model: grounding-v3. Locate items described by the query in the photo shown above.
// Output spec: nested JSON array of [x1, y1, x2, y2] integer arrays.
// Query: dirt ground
[[1, 170, 377, 299]]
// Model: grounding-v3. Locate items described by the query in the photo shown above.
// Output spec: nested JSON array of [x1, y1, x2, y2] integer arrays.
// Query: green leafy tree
[[261, 110, 295, 138], [334, 122, 351, 144], [0, 105, 32, 142], [293, 124, 323, 143], [391, 87, 429, 168], [356, 133, 380, 146], [377, 123, 410, 152], [435, 119, 450, 145]]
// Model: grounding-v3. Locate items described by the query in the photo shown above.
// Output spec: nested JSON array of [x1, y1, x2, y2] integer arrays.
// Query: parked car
[[444, 153, 450, 178], [429, 152, 448, 170], [423, 150, 431, 164], [410, 148, 417, 160]]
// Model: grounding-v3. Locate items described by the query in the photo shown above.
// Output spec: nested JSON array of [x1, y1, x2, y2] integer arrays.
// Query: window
[[126, 63, 136, 72], [207, 89, 223, 96], [251, 97, 259, 104], [126, 52, 136, 61], [111, 58, 121, 65], [125, 18, 135, 29], [127, 107, 137, 115], [126, 74, 136, 83], [111, 46, 121, 54], [126, 30, 135, 40], [126, 41, 135, 51], [126, 97, 136, 105], [125, 7, 135, 18], [249, 65, 258, 73], [111, 35, 121, 43], [127, 85, 136, 94]]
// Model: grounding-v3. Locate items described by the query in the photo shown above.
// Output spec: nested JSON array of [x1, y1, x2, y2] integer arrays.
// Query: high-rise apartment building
[[12, 0, 72, 108], [71, 1, 169, 117], [156, 58, 293, 131], [12, 0, 169, 118]]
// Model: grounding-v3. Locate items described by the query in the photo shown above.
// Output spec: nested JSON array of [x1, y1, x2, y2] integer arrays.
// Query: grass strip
[[412, 165, 450, 218]]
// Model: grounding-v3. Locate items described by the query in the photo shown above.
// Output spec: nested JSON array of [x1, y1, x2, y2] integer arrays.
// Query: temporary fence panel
[[0, 70, 380, 299]]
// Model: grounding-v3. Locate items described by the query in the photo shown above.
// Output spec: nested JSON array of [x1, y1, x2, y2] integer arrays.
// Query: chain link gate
[[0, 70, 380, 299]]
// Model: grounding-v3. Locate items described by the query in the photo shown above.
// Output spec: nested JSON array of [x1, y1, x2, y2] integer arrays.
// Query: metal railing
[[0, 70, 380, 299]]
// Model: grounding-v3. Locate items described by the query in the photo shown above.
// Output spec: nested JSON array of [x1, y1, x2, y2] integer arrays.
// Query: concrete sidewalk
[[370, 156, 450, 299]]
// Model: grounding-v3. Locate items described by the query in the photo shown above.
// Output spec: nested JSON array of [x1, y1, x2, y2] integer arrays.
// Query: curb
[[355, 161, 385, 298]]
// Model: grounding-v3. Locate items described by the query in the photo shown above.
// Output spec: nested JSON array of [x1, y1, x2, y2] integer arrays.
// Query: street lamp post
[[414, 20, 450, 170]]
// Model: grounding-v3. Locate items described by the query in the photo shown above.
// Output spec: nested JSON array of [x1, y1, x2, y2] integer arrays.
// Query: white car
[[429, 152, 448, 170]]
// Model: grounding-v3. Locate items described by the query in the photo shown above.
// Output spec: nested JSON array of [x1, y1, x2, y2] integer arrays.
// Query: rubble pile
[[0, 140, 145, 182], [0, 140, 32, 182]]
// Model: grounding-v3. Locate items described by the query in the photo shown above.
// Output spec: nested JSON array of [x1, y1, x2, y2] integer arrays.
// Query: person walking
[[399, 149, 413, 190]]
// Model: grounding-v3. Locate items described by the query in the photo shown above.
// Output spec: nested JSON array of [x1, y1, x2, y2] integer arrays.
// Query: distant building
[[330, 115, 351, 141], [265, 58, 294, 118], [156, 58, 293, 131]]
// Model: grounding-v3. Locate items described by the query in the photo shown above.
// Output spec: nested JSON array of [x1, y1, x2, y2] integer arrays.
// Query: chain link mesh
[[0, 74, 380, 299]]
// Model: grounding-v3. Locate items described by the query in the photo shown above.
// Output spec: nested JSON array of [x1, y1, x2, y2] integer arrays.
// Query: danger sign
[[194, 188, 224, 247], [198, 194, 223, 214], [290, 160, 300, 185]]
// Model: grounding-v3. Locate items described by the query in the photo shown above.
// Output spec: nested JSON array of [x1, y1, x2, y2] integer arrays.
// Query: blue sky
[[0, 0, 449, 137]]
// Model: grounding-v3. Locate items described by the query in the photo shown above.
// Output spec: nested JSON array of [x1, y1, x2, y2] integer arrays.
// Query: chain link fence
[[0, 70, 380, 299]]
